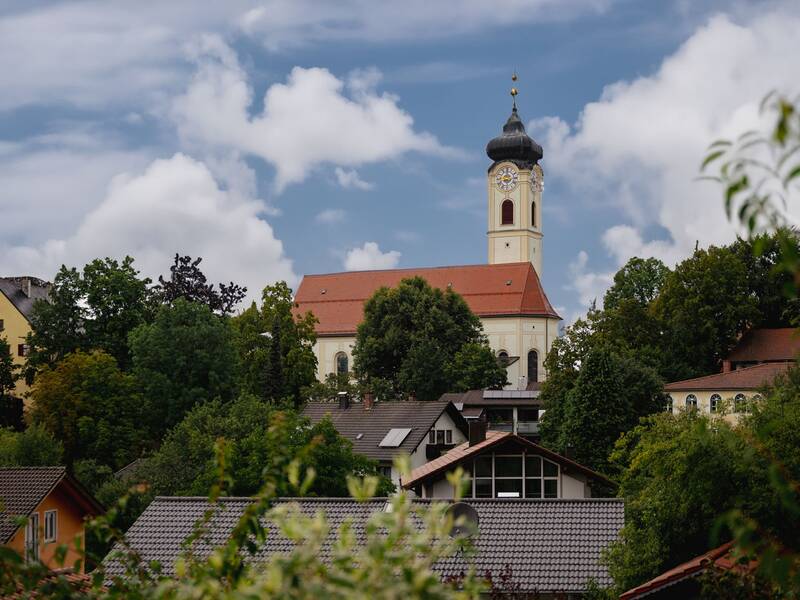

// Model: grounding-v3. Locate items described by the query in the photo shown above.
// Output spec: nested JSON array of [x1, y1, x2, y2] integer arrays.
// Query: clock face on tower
[[495, 166, 518, 191]]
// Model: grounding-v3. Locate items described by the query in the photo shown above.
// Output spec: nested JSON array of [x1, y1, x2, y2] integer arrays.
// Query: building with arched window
[[294, 90, 560, 390]]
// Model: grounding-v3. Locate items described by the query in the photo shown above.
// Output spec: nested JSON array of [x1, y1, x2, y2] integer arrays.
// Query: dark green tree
[[603, 257, 669, 311], [129, 298, 238, 438], [539, 346, 663, 474], [143, 394, 392, 497], [0, 425, 63, 466], [28, 350, 146, 469], [154, 254, 246, 315], [352, 277, 504, 400], [0, 336, 18, 399], [232, 282, 317, 405], [446, 342, 508, 392]]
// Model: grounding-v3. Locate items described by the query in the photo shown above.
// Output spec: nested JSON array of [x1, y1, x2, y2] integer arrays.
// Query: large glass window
[[734, 393, 747, 413], [665, 395, 673, 413], [527, 350, 539, 383], [685, 394, 698, 409], [25, 512, 39, 562], [335, 352, 348, 375], [710, 394, 721, 413], [471, 452, 559, 499]]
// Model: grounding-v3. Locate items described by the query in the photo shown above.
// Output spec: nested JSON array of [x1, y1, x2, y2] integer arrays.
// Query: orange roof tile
[[664, 362, 791, 392], [293, 262, 560, 336], [727, 328, 800, 363], [401, 430, 612, 489]]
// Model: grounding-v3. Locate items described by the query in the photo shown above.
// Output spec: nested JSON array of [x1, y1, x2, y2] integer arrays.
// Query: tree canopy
[[154, 254, 246, 315], [352, 277, 507, 400]]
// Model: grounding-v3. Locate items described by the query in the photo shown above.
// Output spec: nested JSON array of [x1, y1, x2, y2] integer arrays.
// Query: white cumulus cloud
[[334, 167, 374, 190], [0, 153, 296, 304], [172, 36, 458, 191], [315, 208, 346, 224], [343, 242, 401, 271], [532, 6, 800, 310]]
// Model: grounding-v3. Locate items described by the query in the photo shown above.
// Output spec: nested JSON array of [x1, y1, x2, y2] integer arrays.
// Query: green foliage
[[232, 282, 318, 405], [603, 257, 669, 311], [0, 336, 18, 400], [143, 393, 393, 497], [539, 346, 663, 475], [0, 424, 63, 466], [154, 253, 247, 315], [353, 277, 502, 400], [447, 342, 508, 392], [29, 350, 146, 469], [129, 298, 238, 437], [26, 258, 152, 373]]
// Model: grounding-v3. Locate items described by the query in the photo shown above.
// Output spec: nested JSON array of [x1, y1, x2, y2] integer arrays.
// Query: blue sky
[[1, 0, 798, 321]]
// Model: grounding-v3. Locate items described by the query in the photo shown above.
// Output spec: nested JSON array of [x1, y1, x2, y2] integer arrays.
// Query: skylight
[[378, 428, 412, 448]]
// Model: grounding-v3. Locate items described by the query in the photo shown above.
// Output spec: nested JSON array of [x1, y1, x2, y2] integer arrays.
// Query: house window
[[685, 394, 698, 409], [335, 352, 348, 376], [665, 395, 673, 413], [0, 319, 4, 331], [44, 510, 57, 543], [377, 464, 392, 479], [428, 429, 453, 445], [527, 350, 539, 383], [471, 452, 559, 499], [497, 350, 509, 365], [501, 199, 514, 225], [710, 394, 721, 413], [734, 393, 747, 413], [18, 344, 29, 357], [531, 201, 536, 227], [24, 512, 39, 562]]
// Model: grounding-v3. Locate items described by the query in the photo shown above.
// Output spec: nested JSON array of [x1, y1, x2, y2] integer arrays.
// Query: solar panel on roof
[[378, 428, 412, 448]]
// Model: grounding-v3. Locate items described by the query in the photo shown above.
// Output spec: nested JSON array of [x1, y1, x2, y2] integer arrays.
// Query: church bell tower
[[486, 76, 545, 275]]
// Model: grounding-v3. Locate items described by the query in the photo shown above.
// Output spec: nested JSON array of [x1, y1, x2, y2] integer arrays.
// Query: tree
[[603, 257, 669, 311], [353, 277, 505, 400], [604, 412, 773, 593], [25, 257, 152, 372], [28, 350, 146, 469], [539, 346, 663, 475], [129, 298, 238, 437], [232, 282, 317, 405], [142, 394, 393, 497], [447, 343, 508, 392], [0, 336, 18, 427], [154, 254, 246, 315], [654, 246, 759, 380], [0, 425, 63, 466]]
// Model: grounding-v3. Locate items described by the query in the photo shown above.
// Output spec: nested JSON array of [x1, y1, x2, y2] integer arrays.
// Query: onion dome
[[486, 106, 543, 168]]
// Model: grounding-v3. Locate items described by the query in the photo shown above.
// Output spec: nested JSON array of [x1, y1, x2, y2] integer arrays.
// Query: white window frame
[[24, 512, 40, 562], [44, 510, 57, 543], [710, 394, 721, 413], [685, 394, 698, 409], [471, 452, 560, 499], [665, 395, 673, 413]]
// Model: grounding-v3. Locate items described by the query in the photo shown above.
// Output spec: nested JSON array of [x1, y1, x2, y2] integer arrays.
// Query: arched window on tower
[[501, 199, 514, 225], [335, 352, 348, 376], [527, 350, 539, 383], [531, 201, 536, 227]]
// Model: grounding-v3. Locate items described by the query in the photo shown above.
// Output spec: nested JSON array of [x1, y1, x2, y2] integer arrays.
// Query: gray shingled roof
[[303, 399, 467, 462], [0, 277, 50, 321], [0, 467, 66, 543], [104, 496, 624, 593]]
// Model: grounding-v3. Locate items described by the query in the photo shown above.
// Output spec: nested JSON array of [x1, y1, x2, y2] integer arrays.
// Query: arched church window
[[501, 200, 514, 225], [531, 201, 536, 227], [527, 350, 539, 383], [710, 394, 721, 413], [335, 352, 348, 376], [498, 350, 509, 365], [685, 394, 697, 409]]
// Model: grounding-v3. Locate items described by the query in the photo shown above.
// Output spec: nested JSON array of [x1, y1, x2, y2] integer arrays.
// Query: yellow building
[[0, 276, 50, 402], [294, 88, 561, 389]]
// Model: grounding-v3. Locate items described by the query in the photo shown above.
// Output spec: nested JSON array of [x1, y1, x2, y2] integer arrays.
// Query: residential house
[[302, 396, 469, 485], [0, 276, 50, 406], [619, 541, 756, 599], [293, 98, 562, 389], [104, 495, 624, 597], [0, 467, 103, 571], [402, 424, 613, 500], [664, 328, 799, 419], [441, 388, 543, 441]]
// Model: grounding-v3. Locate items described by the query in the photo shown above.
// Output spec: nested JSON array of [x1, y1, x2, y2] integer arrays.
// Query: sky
[[1, 0, 799, 322]]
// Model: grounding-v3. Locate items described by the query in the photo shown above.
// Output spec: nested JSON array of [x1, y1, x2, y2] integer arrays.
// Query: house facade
[[293, 98, 561, 390], [0, 467, 103, 571]]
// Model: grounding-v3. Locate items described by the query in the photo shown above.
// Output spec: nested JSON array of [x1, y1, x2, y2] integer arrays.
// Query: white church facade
[[294, 90, 561, 389]]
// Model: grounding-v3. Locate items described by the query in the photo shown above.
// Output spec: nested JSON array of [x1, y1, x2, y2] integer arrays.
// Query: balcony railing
[[487, 422, 514, 432], [517, 421, 540, 435]]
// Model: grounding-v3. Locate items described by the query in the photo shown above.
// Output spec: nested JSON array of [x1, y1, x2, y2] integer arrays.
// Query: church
[[294, 86, 561, 390]]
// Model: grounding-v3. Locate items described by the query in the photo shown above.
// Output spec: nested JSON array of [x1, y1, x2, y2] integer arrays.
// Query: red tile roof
[[293, 262, 560, 336], [401, 430, 612, 489], [619, 542, 757, 599], [727, 328, 800, 363], [664, 362, 791, 392]]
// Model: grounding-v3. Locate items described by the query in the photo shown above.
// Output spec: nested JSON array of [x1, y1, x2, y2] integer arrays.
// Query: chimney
[[363, 391, 374, 411], [518, 375, 528, 391], [468, 420, 487, 446], [22, 277, 32, 298], [408, 392, 417, 402], [337, 391, 350, 410], [722, 360, 732, 373]]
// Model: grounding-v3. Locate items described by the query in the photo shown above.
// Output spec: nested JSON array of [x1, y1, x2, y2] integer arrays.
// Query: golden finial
[[510, 73, 519, 109]]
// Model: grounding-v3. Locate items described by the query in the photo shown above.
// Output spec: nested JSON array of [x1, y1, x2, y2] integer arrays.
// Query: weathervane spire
[[510, 72, 518, 111]]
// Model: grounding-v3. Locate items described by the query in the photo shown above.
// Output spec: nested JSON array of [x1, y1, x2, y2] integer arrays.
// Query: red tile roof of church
[[293, 262, 560, 336], [727, 327, 800, 363]]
